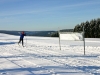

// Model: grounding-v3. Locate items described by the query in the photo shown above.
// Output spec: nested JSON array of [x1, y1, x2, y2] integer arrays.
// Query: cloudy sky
[[0, 0, 100, 31]]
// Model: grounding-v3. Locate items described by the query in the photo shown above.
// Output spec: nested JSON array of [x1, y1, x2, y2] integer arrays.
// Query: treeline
[[51, 18, 100, 38], [74, 18, 100, 38]]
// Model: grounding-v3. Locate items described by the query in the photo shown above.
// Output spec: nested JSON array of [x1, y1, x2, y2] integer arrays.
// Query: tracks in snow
[[0, 43, 100, 75]]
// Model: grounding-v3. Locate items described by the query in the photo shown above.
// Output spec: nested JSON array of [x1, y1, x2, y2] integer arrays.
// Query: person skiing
[[18, 31, 26, 47]]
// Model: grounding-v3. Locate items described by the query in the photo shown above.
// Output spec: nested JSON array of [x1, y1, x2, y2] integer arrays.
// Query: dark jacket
[[20, 33, 26, 39]]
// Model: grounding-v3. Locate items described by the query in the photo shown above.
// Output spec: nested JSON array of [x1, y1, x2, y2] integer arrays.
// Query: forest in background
[[51, 18, 100, 38]]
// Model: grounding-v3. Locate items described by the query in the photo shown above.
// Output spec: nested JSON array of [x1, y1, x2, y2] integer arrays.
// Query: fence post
[[83, 26, 85, 55], [58, 30, 61, 50]]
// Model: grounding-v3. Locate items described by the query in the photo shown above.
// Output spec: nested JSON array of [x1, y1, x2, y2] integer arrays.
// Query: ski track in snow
[[0, 34, 100, 75]]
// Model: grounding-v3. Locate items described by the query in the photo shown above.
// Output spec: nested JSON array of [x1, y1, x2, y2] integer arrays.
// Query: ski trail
[[22, 43, 100, 75], [0, 39, 100, 75], [10, 44, 95, 75], [0, 44, 57, 75]]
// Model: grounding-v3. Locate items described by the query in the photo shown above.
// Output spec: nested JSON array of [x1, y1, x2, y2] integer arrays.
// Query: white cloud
[[55, 1, 100, 9]]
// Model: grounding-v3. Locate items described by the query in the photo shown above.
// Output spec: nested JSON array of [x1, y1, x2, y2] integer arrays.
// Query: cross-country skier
[[18, 31, 26, 47]]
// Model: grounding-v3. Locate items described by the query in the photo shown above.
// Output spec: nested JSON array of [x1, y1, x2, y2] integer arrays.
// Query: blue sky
[[0, 0, 100, 31]]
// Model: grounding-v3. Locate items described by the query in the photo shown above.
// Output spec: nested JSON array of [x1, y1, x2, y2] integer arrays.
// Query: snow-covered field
[[0, 33, 100, 75]]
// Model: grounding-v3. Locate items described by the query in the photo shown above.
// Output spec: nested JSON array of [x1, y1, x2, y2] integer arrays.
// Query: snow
[[0, 33, 100, 75]]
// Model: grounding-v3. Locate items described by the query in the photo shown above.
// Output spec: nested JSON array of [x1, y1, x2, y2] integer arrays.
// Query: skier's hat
[[22, 31, 24, 34]]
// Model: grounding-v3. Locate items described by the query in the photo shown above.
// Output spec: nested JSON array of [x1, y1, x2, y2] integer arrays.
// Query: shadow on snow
[[0, 42, 15, 45], [0, 65, 99, 75]]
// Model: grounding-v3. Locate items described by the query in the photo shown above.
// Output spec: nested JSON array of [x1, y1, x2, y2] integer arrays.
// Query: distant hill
[[26, 31, 56, 37], [60, 29, 73, 32], [0, 29, 73, 37], [0, 30, 20, 36], [0, 30, 56, 37]]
